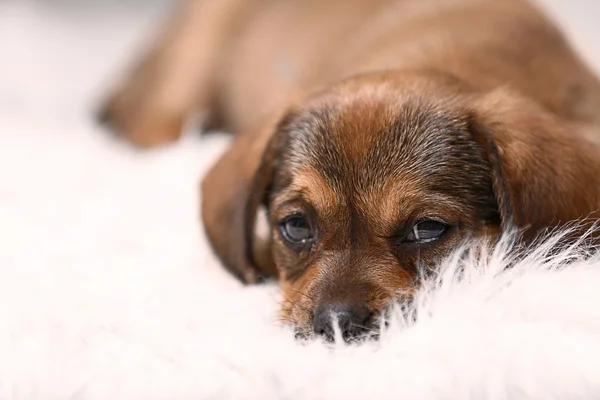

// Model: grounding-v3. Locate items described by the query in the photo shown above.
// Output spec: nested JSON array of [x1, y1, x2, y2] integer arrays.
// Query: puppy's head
[[202, 72, 600, 342]]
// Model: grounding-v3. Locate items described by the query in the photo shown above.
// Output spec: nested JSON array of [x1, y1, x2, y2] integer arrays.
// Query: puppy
[[100, 0, 600, 342]]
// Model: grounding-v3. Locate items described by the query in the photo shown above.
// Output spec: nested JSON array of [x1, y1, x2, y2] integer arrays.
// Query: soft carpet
[[2, 1, 600, 399]]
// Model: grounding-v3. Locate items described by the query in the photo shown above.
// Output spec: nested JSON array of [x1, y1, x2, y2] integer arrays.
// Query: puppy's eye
[[280, 215, 313, 244], [405, 220, 447, 243]]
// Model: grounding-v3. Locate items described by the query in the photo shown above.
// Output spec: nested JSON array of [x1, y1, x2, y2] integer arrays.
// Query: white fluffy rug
[[2, 1, 600, 399]]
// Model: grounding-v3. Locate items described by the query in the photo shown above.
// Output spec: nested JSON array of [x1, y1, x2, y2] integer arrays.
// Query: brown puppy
[[100, 0, 600, 341]]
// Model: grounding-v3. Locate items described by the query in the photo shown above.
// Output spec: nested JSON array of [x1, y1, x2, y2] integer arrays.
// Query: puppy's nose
[[313, 302, 372, 342]]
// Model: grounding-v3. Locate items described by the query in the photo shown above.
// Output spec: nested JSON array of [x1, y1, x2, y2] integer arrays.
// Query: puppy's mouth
[[293, 325, 383, 344], [289, 295, 417, 344], [292, 308, 396, 344]]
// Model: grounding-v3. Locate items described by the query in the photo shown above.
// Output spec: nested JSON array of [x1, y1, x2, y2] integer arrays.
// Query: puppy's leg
[[98, 0, 250, 148]]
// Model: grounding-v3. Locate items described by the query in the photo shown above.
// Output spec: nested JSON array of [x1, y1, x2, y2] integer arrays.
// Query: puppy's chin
[[288, 301, 420, 344], [292, 322, 383, 344]]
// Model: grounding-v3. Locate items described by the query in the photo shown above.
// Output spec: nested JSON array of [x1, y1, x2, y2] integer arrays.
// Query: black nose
[[313, 302, 372, 342]]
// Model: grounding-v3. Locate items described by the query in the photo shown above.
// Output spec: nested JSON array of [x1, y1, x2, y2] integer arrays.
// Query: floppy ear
[[469, 88, 600, 240], [201, 111, 289, 284]]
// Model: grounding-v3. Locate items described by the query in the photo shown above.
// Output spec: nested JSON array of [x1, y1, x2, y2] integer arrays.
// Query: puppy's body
[[221, 0, 600, 135], [102, 0, 600, 141], [101, 0, 600, 340]]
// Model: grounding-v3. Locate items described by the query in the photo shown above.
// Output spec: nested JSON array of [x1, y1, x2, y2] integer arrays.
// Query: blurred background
[[0, 0, 174, 126]]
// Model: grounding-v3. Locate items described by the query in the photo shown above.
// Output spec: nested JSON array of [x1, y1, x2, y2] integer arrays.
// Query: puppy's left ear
[[468, 88, 600, 239], [201, 110, 289, 284]]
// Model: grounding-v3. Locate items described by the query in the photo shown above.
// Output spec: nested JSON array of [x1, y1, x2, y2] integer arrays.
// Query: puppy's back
[[219, 0, 600, 140]]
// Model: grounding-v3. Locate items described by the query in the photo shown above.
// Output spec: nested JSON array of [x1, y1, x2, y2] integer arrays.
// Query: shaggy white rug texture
[[2, 1, 600, 399]]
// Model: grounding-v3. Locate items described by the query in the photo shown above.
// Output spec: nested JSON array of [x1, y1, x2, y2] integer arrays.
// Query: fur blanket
[[1, 1, 600, 399]]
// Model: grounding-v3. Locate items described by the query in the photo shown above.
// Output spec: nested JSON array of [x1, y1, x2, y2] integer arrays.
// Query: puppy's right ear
[[201, 110, 290, 284], [467, 88, 600, 241]]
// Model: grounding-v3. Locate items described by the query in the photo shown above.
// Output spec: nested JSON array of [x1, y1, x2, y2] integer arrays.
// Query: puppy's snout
[[313, 301, 372, 342]]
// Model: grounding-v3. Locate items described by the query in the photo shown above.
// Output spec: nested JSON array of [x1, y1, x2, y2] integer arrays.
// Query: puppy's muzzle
[[313, 301, 374, 343]]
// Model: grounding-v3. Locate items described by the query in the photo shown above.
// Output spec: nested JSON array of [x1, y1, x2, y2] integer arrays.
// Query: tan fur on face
[[279, 264, 319, 328], [358, 177, 472, 238], [274, 168, 340, 218], [280, 250, 417, 331]]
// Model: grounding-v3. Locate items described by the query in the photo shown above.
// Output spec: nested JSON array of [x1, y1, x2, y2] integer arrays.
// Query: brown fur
[[100, 0, 600, 337]]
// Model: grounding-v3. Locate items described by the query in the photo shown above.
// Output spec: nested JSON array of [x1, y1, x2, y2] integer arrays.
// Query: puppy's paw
[[97, 83, 184, 149]]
